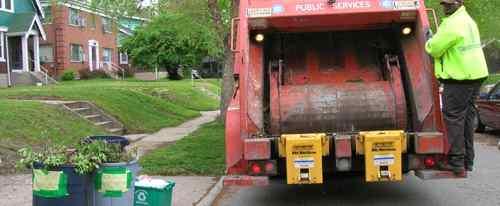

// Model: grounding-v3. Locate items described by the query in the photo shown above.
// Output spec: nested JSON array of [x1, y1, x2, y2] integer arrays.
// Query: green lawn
[[0, 100, 106, 149], [137, 79, 220, 111], [0, 79, 219, 133], [0, 100, 110, 174], [140, 121, 225, 176]]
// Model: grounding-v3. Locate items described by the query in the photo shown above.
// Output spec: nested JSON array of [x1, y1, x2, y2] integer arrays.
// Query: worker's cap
[[440, 0, 463, 4]]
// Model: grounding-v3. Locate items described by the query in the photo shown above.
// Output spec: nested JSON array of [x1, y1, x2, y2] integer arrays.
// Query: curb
[[195, 176, 225, 206]]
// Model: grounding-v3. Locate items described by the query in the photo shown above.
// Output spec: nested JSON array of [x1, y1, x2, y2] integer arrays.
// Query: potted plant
[[17, 141, 110, 206], [90, 140, 141, 206]]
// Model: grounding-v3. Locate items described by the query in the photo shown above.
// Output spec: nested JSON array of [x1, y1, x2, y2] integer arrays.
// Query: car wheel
[[474, 109, 486, 133]]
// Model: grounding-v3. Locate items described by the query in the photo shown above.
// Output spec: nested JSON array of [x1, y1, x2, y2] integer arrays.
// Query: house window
[[0, 32, 5, 62], [103, 48, 112, 63], [70, 44, 84, 62], [69, 8, 85, 27], [0, 0, 13, 12], [102, 17, 112, 33], [88, 14, 96, 29], [40, 45, 54, 63], [43, 6, 52, 24], [119, 52, 128, 64]]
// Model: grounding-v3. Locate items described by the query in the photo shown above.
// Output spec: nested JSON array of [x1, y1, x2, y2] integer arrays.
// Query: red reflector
[[424, 156, 436, 168], [265, 162, 274, 172], [251, 163, 262, 174]]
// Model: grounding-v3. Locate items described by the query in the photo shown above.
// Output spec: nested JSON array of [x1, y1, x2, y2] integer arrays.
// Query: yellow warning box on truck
[[281, 134, 327, 185], [361, 131, 405, 182]]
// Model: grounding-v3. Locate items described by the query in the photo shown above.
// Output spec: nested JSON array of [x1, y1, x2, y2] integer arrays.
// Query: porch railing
[[39, 65, 59, 85], [29, 58, 59, 85], [100, 62, 126, 80]]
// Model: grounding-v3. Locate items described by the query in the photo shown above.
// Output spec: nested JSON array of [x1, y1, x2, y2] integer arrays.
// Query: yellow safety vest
[[425, 6, 489, 81]]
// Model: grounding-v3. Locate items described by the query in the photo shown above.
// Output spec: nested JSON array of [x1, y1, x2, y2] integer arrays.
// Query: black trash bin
[[83, 136, 130, 150], [33, 165, 91, 206]]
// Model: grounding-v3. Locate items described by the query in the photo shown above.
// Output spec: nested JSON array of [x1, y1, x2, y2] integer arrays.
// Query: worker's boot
[[465, 160, 474, 172]]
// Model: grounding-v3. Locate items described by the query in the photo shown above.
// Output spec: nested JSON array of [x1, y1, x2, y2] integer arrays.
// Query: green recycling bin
[[134, 181, 175, 206]]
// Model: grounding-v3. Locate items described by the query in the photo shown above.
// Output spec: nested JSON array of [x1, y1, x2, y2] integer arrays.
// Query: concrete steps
[[30, 71, 58, 85], [8, 71, 57, 86], [0, 74, 7, 87], [11, 72, 40, 86], [62, 101, 125, 134]]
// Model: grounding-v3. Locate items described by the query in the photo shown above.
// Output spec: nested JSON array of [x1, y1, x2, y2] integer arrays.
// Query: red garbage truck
[[225, 0, 464, 185]]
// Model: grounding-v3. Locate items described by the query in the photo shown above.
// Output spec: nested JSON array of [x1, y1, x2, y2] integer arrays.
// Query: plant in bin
[[93, 143, 139, 198], [16, 141, 113, 199], [17, 141, 111, 175]]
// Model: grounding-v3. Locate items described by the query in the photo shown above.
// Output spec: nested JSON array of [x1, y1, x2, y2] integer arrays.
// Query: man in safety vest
[[425, 0, 489, 174]]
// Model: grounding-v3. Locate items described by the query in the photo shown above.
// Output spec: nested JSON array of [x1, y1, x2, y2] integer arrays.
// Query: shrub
[[167, 67, 183, 80], [78, 69, 91, 79], [78, 69, 110, 80], [61, 70, 76, 81]]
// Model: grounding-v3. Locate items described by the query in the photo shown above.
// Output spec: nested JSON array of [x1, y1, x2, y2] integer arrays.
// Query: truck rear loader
[[225, 0, 464, 186]]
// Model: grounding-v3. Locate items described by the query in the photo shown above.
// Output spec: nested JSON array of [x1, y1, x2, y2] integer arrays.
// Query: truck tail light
[[251, 163, 262, 174], [424, 156, 436, 168], [248, 160, 278, 176], [265, 162, 274, 172]]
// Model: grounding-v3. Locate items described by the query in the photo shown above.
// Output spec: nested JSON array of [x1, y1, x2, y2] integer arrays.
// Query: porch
[[6, 33, 40, 72], [2, 12, 51, 86]]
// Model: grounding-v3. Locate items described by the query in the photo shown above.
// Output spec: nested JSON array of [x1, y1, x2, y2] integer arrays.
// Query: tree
[[120, 12, 220, 79], [150, 0, 236, 114], [207, 0, 238, 122]]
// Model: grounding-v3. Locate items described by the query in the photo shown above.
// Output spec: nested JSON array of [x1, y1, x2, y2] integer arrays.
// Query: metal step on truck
[[224, 0, 463, 186]]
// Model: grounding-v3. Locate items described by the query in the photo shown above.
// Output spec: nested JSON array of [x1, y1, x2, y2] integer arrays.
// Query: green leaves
[[121, 12, 221, 71], [16, 144, 67, 171], [16, 139, 135, 175]]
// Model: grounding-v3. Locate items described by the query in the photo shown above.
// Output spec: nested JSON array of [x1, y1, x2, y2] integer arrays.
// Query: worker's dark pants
[[442, 82, 482, 167]]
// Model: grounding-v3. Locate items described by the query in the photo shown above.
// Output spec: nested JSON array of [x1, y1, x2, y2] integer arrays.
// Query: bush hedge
[[61, 70, 76, 81], [78, 69, 111, 80]]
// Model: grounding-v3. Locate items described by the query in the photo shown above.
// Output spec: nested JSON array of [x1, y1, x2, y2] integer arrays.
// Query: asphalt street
[[214, 132, 500, 206]]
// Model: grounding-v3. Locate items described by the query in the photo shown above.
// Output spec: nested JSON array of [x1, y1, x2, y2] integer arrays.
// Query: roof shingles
[[6, 13, 36, 33]]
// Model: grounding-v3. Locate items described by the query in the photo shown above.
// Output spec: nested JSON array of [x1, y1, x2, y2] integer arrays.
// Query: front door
[[88, 40, 99, 71], [91, 46, 97, 70], [8, 36, 22, 71]]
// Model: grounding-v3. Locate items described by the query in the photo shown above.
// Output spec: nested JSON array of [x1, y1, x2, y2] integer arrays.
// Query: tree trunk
[[207, 0, 240, 123], [220, 44, 235, 123]]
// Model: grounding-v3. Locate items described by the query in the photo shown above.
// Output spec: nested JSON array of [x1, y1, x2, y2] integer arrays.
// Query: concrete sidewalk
[[0, 174, 217, 206], [127, 110, 220, 157]]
